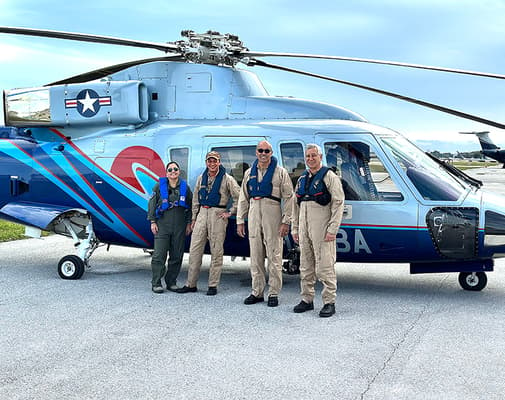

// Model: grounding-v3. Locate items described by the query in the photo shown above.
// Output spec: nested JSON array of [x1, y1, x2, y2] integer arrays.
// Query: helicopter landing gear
[[57, 219, 100, 280], [58, 255, 85, 279], [458, 271, 488, 291], [282, 243, 300, 275], [142, 248, 154, 256]]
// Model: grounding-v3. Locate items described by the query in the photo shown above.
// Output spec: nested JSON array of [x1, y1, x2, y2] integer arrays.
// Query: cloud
[[0, 43, 34, 61]]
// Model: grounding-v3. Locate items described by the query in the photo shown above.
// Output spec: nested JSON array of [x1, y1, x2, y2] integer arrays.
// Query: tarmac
[[1, 167, 505, 400]]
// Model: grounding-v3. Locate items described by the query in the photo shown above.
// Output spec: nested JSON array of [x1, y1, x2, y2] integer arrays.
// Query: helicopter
[[1, 26, 505, 291], [460, 131, 505, 166]]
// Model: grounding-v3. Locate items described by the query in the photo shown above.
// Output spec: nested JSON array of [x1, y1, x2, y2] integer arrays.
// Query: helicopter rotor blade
[[253, 59, 505, 130], [0, 26, 180, 53], [243, 51, 505, 80], [46, 55, 185, 86]]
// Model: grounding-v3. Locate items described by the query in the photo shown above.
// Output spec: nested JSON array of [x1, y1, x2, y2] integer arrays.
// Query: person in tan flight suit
[[292, 144, 344, 317], [237, 141, 294, 307], [177, 151, 240, 296]]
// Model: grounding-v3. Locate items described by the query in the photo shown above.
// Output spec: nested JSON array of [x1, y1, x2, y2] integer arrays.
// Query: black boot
[[293, 300, 314, 313], [319, 303, 336, 318], [176, 285, 197, 293]]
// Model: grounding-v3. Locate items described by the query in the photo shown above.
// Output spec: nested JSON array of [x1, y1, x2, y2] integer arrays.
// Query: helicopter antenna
[[252, 59, 505, 130]]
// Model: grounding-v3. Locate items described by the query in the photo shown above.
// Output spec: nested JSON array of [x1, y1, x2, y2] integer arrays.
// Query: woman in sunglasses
[[148, 161, 193, 293]]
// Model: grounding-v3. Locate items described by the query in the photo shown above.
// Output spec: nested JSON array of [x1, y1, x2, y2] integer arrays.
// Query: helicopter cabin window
[[324, 142, 403, 201], [211, 146, 257, 186], [280, 142, 305, 188], [169, 147, 189, 180]]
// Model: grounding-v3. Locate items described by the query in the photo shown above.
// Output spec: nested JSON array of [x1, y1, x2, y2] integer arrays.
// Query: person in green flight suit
[[148, 161, 193, 293]]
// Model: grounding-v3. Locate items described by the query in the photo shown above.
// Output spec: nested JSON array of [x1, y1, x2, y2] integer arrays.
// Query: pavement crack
[[360, 275, 449, 399]]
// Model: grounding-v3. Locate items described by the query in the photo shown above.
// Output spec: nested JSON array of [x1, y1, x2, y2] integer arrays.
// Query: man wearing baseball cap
[[178, 150, 240, 295]]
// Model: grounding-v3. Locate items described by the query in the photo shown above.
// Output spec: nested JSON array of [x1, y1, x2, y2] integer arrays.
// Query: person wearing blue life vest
[[237, 141, 294, 307], [147, 161, 193, 294], [292, 144, 345, 317], [177, 151, 240, 296]]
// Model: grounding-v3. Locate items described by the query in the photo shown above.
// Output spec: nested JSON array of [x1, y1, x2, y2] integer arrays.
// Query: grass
[[0, 220, 27, 242], [451, 160, 497, 170]]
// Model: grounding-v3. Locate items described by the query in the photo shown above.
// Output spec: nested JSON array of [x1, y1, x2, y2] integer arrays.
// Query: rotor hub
[[173, 30, 248, 66]]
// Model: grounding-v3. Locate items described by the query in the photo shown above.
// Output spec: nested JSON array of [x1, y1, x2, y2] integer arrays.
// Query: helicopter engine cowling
[[4, 81, 148, 127]]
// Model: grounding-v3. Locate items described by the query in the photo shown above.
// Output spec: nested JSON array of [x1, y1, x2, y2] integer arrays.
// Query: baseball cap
[[205, 151, 221, 161]]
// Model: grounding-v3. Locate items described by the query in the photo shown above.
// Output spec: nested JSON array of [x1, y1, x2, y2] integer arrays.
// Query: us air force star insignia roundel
[[65, 89, 112, 118]]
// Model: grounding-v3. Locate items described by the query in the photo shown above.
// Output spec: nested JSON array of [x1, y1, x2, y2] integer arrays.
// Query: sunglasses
[[257, 148, 271, 154], [167, 167, 179, 172]]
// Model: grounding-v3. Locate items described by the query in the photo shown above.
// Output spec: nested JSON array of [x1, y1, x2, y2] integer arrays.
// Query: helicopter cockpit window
[[169, 147, 189, 180], [211, 146, 257, 186], [324, 142, 403, 201], [381, 136, 465, 201], [280, 142, 305, 188]]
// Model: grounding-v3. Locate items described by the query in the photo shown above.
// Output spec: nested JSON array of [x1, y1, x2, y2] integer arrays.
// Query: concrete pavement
[[1, 235, 505, 400], [2, 166, 505, 399]]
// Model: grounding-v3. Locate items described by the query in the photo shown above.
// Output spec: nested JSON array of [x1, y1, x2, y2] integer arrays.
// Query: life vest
[[247, 156, 281, 202], [296, 167, 331, 206], [155, 177, 189, 218], [199, 165, 226, 208]]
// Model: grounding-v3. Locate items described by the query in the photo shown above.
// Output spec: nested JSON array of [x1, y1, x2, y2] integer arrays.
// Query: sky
[[1, 0, 505, 152]]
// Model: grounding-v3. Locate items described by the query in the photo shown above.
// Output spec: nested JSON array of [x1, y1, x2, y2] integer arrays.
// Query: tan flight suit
[[186, 172, 240, 288], [237, 165, 294, 298], [292, 169, 344, 304]]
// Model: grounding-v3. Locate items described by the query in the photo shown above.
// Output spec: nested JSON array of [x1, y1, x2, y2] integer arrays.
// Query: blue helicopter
[[1, 27, 505, 291]]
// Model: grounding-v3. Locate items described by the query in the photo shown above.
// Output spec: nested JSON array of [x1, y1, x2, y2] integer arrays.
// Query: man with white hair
[[292, 143, 345, 317]]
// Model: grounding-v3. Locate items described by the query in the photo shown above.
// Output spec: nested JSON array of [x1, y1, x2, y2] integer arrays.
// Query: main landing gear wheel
[[458, 272, 487, 291], [58, 255, 85, 280], [283, 259, 300, 275]]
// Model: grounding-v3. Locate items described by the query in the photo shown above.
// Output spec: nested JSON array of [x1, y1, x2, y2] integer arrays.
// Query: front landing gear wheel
[[58, 255, 85, 280], [458, 272, 487, 291]]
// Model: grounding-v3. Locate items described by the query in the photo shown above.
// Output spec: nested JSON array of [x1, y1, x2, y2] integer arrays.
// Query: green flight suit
[[148, 179, 192, 288]]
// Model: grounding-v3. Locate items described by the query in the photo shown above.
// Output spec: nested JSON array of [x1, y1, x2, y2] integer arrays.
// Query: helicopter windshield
[[380, 135, 467, 201]]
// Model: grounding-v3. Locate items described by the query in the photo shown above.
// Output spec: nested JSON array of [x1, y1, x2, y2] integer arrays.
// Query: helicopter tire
[[58, 255, 85, 280], [282, 260, 300, 275], [458, 271, 487, 291]]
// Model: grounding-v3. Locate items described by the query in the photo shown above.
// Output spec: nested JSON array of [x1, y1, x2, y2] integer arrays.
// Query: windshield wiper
[[426, 152, 482, 188]]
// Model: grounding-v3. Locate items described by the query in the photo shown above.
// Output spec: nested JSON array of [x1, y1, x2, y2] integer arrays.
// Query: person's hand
[[186, 223, 193, 236], [219, 211, 231, 220], [190, 220, 196, 231], [324, 232, 336, 242], [279, 223, 289, 237], [292, 233, 299, 244], [150, 222, 158, 235], [237, 223, 245, 238]]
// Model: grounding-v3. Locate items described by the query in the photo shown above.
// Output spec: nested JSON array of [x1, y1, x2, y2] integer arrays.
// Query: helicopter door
[[317, 138, 418, 261], [279, 141, 306, 188]]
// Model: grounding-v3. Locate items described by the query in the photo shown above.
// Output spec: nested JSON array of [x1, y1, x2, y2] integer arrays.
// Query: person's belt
[[201, 205, 227, 209], [252, 195, 281, 202]]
